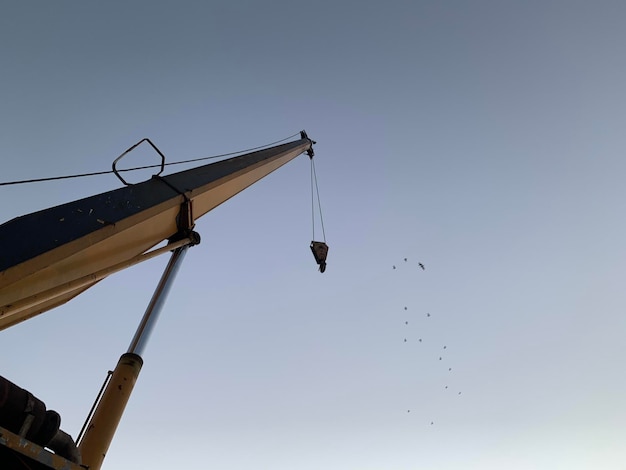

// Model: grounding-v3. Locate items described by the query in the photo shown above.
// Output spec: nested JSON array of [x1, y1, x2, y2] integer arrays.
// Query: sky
[[1, 1, 626, 469]]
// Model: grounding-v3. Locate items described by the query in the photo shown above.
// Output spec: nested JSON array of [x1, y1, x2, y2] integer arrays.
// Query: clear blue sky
[[2, 2, 626, 469]]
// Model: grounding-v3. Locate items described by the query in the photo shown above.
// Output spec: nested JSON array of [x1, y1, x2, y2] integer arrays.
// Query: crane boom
[[0, 134, 314, 331]]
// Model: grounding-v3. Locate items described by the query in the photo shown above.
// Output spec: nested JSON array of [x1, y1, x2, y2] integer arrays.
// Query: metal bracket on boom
[[154, 178, 199, 246], [112, 138, 166, 186], [111, 137, 198, 245]]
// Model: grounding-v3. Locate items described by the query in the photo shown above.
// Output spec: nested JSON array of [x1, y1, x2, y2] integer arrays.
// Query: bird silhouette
[[405, 321, 409, 325], [393, 265, 396, 269], [404, 306, 407, 310], [448, 368, 452, 371], [418, 262, 425, 270], [439, 357, 442, 360], [443, 345, 447, 349], [426, 313, 431, 317], [404, 258, 407, 262], [419, 338, 422, 342]]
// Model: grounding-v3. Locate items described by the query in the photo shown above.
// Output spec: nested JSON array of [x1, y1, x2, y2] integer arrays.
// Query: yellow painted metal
[[0, 425, 84, 470], [0, 237, 192, 328], [0, 141, 310, 330], [78, 353, 143, 470]]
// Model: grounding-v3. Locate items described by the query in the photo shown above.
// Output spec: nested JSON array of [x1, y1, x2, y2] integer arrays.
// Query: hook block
[[310, 241, 329, 273]]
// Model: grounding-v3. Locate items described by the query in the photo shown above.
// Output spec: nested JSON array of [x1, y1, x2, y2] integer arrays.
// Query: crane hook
[[310, 241, 329, 273]]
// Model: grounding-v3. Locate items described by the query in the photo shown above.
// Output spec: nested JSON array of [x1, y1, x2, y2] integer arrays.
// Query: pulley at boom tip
[[300, 130, 316, 159]]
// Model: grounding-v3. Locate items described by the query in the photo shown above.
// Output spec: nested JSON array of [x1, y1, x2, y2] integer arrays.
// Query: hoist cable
[[310, 157, 326, 242], [0, 132, 301, 187], [310, 158, 316, 240]]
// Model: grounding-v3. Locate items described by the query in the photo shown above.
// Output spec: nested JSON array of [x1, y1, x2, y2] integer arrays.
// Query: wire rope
[[311, 158, 315, 240], [310, 157, 326, 242], [0, 132, 301, 187]]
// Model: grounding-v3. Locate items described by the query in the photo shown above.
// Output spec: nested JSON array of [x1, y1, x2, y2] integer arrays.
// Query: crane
[[0, 131, 324, 470]]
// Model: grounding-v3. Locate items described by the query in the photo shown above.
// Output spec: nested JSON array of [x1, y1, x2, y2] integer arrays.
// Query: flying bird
[[443, 346, 447, 349], [418, 262, 425, 270], [439, 357, 442, 360], [426, 313, 431, 317], [419, 338, 422, 342], [393, 265, 396, 269], [404, 306, 407, 310], [404, 258, 407, 262], [448, 368, 452, 371]]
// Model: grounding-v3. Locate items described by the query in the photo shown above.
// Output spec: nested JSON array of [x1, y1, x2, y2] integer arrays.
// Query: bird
[[393, 265, 396, 269], [418, 262, 425, 270], [458, 392, 462, 395], [404, 306, 407, 310], [405, 321, 409, 325], [404, 258, 407, 262], [426, 313, 431, 317], [430, 421, 434, 425], [448, 368, 452, 371], [445, 386, 448, 389], [439, 357, 442, 360], [443, 345, 447, 349], [419, 338, 422, 342], [404, 338, 407, 342]]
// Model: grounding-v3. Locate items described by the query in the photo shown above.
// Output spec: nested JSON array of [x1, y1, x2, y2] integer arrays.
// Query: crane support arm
[[0, 135, 314, 330]]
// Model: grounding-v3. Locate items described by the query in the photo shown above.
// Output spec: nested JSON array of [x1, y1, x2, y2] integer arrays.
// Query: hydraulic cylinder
[[78, 353, 143, 470]]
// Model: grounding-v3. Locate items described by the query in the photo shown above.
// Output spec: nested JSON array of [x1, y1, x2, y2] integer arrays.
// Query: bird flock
[[393, 256, 463, 426]]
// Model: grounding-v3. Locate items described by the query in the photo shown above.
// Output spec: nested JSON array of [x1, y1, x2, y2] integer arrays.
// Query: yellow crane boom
[[0, 133, 314, 331]]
